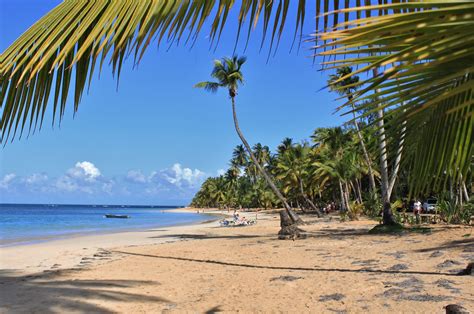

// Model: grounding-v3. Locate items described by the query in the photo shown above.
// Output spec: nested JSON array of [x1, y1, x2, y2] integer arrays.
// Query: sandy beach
[[1, 208, 473, 313]]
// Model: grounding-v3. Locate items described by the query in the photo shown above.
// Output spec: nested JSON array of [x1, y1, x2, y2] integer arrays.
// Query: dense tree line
[[191, 124, 472, 224]]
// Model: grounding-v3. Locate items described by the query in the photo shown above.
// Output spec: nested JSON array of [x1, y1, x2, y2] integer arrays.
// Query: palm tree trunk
[[351, 180, 362, 204], [298, 178, 322, 217], [231, 96, 302, 224], [344, 182, 352, 212], [387, 110, 407, 198], [357, 178, 363, 203], [373, 68, 397, 225], [339, 180, 346, 211], [460, 173, 470, 202], [349, 101, 377, 196]]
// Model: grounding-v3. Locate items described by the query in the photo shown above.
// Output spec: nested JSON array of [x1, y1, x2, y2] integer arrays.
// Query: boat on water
[[104, 214, 130, 219]]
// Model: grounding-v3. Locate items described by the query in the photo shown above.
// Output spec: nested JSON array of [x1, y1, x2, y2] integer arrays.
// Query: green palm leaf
[[316, 1, 474, 195], [1, 0, 403, 142]]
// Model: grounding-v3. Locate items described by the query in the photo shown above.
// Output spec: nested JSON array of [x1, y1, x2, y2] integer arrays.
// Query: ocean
[[0, 203, 209, 246]]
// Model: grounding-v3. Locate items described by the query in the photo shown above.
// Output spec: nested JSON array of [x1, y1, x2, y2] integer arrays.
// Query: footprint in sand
[[319, 293, 345, 302], [434, 279, 461, 294], [429, 251, 444, 258], [437, 260, 463, 269], [387, 263, 409, 271]]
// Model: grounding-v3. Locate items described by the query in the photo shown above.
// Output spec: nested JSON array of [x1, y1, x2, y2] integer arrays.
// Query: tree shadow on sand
[[0, 270, 170, 313], [304, 227, 441, 240], [113, 250, 460, 277], [413, 238, 474, 253], [148, 233, 267, 240]]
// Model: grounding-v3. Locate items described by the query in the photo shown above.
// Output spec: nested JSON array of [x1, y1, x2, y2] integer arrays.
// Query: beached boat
[[104, 214, 130, 219]]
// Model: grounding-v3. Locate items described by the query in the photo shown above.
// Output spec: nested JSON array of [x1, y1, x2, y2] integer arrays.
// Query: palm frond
[[1, 0, 401, 142], [194, 81, 220, 93], [316, 1, 474, 195]]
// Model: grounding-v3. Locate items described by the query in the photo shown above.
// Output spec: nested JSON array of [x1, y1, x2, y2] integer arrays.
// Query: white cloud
[[24, 173, 48, 185], [55, 175, 78, 192], [67, 161, 101, 182], [102, 181, 114, 194], [217, 169, 226, 176], [0, 173, 16, 189], [126, 170, 147, 183], [55, 161, 102, 193], [162, 163, 206, 187], [1, 161, 210, 203]]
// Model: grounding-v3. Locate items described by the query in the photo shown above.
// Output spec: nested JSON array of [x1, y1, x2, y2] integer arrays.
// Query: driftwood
[[278, 210, 306, 240]]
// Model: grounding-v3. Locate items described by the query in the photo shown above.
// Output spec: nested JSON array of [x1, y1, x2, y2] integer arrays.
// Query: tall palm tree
[[328, 67, 377, 197], [195, 56, 302, 224]]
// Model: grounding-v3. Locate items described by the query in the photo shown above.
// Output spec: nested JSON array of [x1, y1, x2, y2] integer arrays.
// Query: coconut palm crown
[[194, 56, 246, 98]]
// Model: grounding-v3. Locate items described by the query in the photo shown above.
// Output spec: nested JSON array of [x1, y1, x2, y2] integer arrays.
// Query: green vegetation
[[191, 123, 473, 225]]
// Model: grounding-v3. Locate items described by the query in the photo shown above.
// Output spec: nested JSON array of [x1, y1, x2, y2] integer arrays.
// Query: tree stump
[[278, 210, 306, 240], [445, 304, 470, 314], [287, 207, 305, 225], [457, 262, 473, 276]]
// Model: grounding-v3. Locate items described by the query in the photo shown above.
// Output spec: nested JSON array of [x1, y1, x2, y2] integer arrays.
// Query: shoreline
[[0, 207, 227, 276], [0, 207, 218, 248]]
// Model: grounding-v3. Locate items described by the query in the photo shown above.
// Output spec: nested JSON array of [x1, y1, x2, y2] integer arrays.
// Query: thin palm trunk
[[344, 182, 352, 212], [231, 96, 302, 224], [349, 101, 377, 196], [339, 180, 346, 211], [460, 173, 470, 202], [357, 178, 363, 203], [373, 68, 397, 225], [298, 178, 322, 216], [351, 180, 362, 204], [387, 108, 407, 198]]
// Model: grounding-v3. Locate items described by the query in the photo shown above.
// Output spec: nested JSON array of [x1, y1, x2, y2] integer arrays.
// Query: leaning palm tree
[[328, 67, 377, 197], [194, 56, 303, 227]]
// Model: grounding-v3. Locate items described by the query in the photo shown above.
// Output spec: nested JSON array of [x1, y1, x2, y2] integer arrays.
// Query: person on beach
[[413, 199, 422, 224], [233, 210, 240, 221]]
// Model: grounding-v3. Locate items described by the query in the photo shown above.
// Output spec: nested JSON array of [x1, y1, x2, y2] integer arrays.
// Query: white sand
[[1, 209, 473, 313]]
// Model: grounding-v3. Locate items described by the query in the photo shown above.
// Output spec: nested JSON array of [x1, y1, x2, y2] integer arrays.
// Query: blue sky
[[0, 0, 346, 205]]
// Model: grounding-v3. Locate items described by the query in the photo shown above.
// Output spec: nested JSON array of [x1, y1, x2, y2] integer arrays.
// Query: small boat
[[104, 214, 130, 219]]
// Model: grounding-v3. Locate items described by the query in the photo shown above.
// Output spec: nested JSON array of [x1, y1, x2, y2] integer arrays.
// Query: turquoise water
[[0, 204, 209, 246]]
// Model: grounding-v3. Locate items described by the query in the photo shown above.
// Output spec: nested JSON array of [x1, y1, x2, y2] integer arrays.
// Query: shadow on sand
[[148, 233, 267, 240], [414, 238, 474, 253], [113, 250, 460, 277], [0, 269, 169, 313]]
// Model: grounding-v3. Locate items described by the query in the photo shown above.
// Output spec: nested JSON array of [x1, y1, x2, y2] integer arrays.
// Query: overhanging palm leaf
[[1, 0, 402, 142], [316, 1, 474, 195]]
